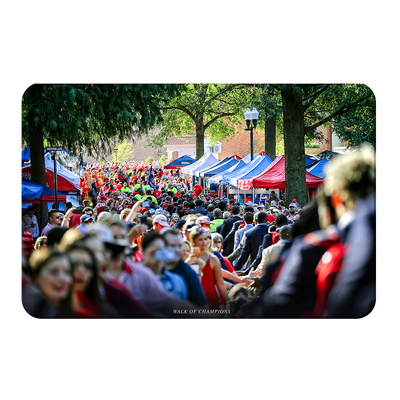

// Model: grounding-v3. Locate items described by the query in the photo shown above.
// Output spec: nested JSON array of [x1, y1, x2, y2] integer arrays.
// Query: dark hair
[[142, 232, 166, 252], [213, 208, 222, 219], [189, 203, 195, 210], [47, 226, 69, 247], [207, 204, 214, 211], [174, 220, 187, 230], [48, 209, 59, 220], [257, 212, 267, 223], [66, 242, 101, 303], [67, 241, 119, 317], [275, 214, 288, 227], [231, 205, 240, 215], [218, 201, 227, 212], [244, 212, 254, 225], [195, 199, 203, 206], [244, 206, 254, 213], [291, 199, 320, 238]]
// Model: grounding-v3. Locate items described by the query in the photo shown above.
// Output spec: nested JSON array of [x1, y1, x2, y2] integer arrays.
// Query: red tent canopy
[[238, 155, 324, 190], [22, 167, 79, 192]]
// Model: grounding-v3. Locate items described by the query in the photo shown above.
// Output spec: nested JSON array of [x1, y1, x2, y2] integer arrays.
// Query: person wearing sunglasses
[[40, 209, 63, 237], [66, 242, 120, 318]]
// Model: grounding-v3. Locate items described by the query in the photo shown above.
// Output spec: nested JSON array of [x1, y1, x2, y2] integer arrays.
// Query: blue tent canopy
[[22, 178, 67, 201], [226, 155, 274, 187], [224, 156, 266, 187], [197, 157, 235, 177], [209, 160, 247, 184], [22, 178, 44, 200], [202, 158, 239, 177], [196, 156, 233, 177], [164, 154, 196, 169], [305, 154, 321, 166], [306, 158, 330, 179]]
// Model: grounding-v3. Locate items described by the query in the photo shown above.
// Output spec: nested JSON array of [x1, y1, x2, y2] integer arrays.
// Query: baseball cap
[[80, 214, 93, 223], [289, 203, 297, 207], [185, 223, 199, 232], [196, 216, 211, 225], [87, 224, 129, 248], [258, 204, 265, 208], [153, 215, 170, 227], [246, 201, 253, 206]]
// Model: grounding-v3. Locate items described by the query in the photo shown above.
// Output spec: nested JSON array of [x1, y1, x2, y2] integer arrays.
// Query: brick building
[[83, 122, 343, 165]]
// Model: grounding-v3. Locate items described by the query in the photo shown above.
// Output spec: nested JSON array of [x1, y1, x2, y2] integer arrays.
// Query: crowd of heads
[[22, 146, 376, 318]]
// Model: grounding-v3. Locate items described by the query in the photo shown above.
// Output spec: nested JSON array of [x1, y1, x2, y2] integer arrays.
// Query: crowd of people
[[21, 147, 376, 318]]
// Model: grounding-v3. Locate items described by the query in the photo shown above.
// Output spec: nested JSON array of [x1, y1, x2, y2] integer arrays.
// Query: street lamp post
[[244, 107, 259, 161], [244, 107, 259, 202]]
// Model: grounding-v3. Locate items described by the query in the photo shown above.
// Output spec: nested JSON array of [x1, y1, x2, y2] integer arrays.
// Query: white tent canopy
[[197, 157, 233, 177], [181, 153, 219, 175], [241, 152, 261, 164], [208, 160, 243, 183]]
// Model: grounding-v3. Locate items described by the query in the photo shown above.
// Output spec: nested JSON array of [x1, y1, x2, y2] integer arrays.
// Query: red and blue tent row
[[22, 153, 80, 195], [306, 158, 330, 179], [22, 178, 66, 203], [164, 154, 196, 169], [238, 155, 324, 190]]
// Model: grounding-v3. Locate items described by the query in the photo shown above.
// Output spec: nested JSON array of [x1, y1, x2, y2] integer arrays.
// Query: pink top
[[104, 260, 178, 312]]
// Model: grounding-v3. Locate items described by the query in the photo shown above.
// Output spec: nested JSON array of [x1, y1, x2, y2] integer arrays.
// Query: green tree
[[150, 84, 253, 160], [273, 84, 375, 206], [22, 84, 181, 228], [113, 139, 135, 162], [158, 155, 167, 163], [145, 156, 154, 163]]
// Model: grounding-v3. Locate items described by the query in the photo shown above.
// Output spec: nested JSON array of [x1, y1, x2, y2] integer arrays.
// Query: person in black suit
[[235, 212, 269, 271], [220, 205, 243, 256]]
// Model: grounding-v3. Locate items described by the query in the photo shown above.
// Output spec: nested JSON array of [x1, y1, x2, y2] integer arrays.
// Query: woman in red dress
[[189, 229, 228, 310]]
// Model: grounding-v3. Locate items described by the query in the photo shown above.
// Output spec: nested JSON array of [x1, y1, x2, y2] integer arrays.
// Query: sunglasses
[[70, 258, 93, 270], [83, 220, 93, 224]]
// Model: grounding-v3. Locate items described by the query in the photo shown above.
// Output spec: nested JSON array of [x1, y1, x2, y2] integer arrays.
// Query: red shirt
[[193, 184, 204, 197], [70, 214, 82, 228], [266, 214, 276, 224], [153, 190, 162, 198]]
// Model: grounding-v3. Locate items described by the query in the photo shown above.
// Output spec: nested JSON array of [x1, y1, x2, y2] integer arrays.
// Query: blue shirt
[[159, 268, 188, 301]]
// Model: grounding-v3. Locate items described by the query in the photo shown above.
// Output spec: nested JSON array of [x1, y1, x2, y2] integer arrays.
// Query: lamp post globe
[[244, 108, 252, 129], [244, 107, 259, 161]]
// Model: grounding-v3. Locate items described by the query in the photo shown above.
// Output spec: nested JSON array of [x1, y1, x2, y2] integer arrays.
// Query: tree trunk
[[27, 85, 48, 232], [195, 114, 205, 160], [281, 85, 308, 206], [264, 115, 276, 160]]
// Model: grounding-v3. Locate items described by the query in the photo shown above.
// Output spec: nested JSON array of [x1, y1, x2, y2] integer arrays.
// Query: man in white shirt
[[22, 206, 39, 240]]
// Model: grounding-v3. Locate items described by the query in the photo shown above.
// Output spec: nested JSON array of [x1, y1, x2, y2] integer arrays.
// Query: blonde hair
[[120, 208, 132, 221], [324, 145, 375, 210], [189, 228, 212, 253], [183, 239, 192, 253], [34, 236, 47, 251]]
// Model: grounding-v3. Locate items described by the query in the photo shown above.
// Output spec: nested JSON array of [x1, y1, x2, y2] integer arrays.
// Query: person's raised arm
[[126, 200, 143, 223]]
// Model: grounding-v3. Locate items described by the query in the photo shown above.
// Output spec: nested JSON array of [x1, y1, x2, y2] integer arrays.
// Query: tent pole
[[40, 194, 43, 233], [53, 152, 58, 210]]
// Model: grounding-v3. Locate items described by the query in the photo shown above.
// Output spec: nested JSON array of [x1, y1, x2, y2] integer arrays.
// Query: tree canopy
[[148, 84, 254, 159], [22, 84, 182, 159]]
